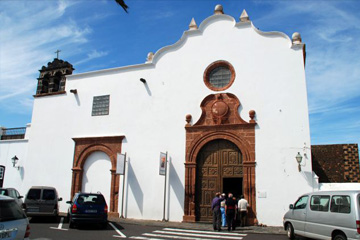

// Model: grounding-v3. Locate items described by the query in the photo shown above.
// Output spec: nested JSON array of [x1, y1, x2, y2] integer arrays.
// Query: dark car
[[0, 188, 24, 208], [66, 192, 108, 229]]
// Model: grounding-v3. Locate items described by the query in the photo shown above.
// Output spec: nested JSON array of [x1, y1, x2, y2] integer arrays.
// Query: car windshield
[[77, 194, 105, 205], [0, 200, 27, 222]]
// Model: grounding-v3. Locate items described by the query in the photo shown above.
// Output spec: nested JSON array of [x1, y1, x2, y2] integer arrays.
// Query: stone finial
[[185, 114, 192, 127], [292, 32, 302, 44], [214, 4, 224, 15], [240, 9, 250, 22], [189, 18, 198, 30], [146, 52, 154, 62], [249, 110, 256, 123]]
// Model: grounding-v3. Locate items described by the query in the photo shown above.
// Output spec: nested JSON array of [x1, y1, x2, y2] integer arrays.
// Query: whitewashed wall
[[3, 13, 313, 226], [0, 139, 28, 194], [82, 151, 111, 206]]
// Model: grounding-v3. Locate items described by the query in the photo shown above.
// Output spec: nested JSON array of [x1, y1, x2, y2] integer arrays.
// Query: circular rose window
[[204, 60, 235, 91]]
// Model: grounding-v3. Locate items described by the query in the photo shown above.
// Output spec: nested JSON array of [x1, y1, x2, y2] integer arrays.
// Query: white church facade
[[0, 5, 317, 226]]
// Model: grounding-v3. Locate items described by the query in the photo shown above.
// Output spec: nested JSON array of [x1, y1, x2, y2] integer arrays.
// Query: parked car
[[66, 192, 108, 229], [24, 186, 62, 217], [283, 190, 360, 240], [0, 187, 24, 207], [0, 195, 30, 240]]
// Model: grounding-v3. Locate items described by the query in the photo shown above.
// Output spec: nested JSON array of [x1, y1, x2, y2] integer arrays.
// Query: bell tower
[[35, 57, 74, 96]]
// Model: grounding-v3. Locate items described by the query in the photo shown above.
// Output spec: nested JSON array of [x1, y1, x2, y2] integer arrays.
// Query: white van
[[24, 186, 62, 218], [283, 190, 360, 240]]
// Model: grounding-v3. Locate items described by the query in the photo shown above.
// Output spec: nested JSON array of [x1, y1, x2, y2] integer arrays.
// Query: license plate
[[27, 207, 39, 212], [85, 209, 97, 213], [0, 228, 17, 239]]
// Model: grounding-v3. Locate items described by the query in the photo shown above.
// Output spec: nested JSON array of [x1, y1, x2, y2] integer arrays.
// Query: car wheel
[[101, 222, 107, 229], [286, 223, 295, 240], [333, 233, 347, 240], [69, 216, 75, 229]]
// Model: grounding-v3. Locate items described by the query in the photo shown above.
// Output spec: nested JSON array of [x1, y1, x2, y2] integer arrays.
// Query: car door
[[9, 189, 22, 207], [41, 189, 56, 214], [290, 195, 309, 236], [25, 188, 42, 213], [304, 195, 331, 239]]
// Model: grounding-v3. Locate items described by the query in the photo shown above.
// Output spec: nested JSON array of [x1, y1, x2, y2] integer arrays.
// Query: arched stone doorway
[[71, 136, 124, 217], [183, 93, 257, 224], [196, 139, 243, 221]]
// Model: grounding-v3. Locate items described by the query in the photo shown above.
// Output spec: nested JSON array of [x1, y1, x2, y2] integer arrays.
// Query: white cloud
[[0, 0, 92, 104], [74, 50, 109, 65], [264, 1, 360, 114]]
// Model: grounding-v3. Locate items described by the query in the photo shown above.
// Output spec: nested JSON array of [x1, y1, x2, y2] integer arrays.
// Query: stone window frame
[[203, 60, 236, 91]]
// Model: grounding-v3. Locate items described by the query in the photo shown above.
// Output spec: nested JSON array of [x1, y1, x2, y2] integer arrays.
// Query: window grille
[[92, 95, 110, 116]]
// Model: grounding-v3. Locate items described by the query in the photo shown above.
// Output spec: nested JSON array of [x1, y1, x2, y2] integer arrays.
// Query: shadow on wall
[[20, 167, 25, 180], [143, 81, 152, 96], [169, 158, 184, 213], [127, 158, 144, 215], [302, 170, 318, 190]]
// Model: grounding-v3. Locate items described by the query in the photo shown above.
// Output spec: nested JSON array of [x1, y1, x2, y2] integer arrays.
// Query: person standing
[[220, 193, 226, 227], [225, 193, 237, 231], [211, 192, 222, 231], [238, 195, 249, 227]]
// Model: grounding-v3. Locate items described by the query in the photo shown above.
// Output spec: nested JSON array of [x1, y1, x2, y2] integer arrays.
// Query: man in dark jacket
[[211, 192, 222, 231], [225, 193, 237, 231]]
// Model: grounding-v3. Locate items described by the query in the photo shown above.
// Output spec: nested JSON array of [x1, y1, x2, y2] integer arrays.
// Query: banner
[[116, 153, 126, 175], [159, 152, 167, 175]]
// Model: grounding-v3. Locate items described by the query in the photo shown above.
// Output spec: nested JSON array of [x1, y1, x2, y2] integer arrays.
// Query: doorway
[[82, 151, 111, 207], [223, 177, 242, 199], [195, 139, 242, 222]]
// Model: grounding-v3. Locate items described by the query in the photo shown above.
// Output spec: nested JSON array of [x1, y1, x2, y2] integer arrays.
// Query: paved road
[[29, 217, 308, 240]]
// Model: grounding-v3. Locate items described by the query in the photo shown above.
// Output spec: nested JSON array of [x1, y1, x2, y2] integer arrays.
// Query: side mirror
[[19, 196, 24, 199], [66, 201, 72, 204], [289, 204, 294, 209], [58, 197, 63, 201]]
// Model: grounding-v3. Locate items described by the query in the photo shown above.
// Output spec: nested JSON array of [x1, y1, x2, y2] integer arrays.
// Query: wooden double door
[[195, 139, 243, 222]]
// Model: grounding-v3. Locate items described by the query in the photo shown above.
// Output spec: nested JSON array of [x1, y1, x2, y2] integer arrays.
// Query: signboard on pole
[[159, 152, 167, 176], [116, 153, 126, 175]]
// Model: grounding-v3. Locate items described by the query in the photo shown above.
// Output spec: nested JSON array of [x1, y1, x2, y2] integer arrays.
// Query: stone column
[[183, 163, 196, 222], [243, 161, 256, 225]]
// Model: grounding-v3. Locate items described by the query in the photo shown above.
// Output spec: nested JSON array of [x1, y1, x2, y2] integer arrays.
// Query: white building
[[0, 5, 316, 226]]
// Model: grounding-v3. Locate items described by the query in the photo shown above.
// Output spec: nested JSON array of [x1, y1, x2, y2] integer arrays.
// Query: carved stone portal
[[183, 93, 257, 225]]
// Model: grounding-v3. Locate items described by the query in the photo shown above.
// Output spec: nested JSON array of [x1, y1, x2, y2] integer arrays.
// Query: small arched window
[[41, 74, 50, 93], [53, 72, 62, 92]]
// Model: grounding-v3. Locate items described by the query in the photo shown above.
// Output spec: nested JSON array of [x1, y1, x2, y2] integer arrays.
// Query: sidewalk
[[109, 217, 286, 235]]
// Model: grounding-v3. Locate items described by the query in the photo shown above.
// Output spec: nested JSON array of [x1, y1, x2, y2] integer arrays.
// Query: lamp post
[[296, 152, 303, 172], [11, 155, 20, 170]]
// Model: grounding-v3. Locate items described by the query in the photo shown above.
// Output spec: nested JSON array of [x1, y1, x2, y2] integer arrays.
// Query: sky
[[0, 0, 359, 146]]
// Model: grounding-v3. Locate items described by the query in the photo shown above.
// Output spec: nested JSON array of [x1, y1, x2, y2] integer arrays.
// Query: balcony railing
[[1, 127, 26, 140]]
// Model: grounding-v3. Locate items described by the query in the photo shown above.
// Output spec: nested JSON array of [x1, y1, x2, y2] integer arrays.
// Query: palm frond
[[115, 0, 129, 13]]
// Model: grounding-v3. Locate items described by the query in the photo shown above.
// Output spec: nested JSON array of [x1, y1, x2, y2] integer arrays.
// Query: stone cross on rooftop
[[55, 49, 61, 59]]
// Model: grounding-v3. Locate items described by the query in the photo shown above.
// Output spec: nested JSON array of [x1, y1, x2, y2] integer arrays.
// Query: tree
[[115, 0, 129, 13]]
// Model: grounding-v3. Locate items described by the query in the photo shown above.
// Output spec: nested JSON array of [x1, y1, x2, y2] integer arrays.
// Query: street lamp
[[11, 155, 20, 170], [295, 152, 303, 172]]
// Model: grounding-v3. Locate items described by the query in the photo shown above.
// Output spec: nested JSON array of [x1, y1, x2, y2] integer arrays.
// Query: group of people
[[211, 192, 249, 232]]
